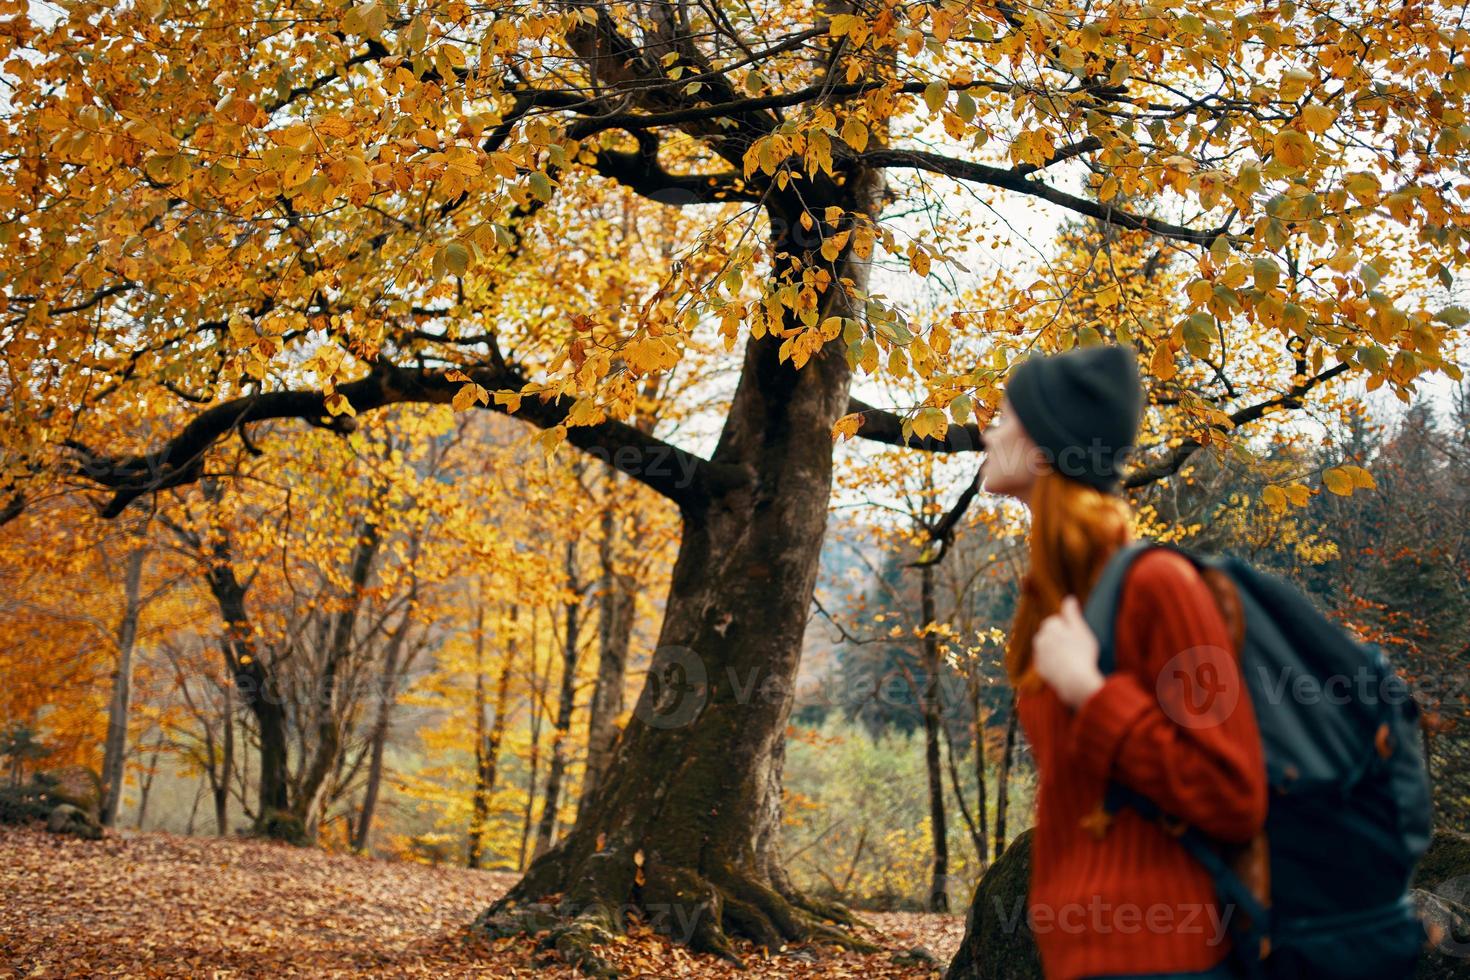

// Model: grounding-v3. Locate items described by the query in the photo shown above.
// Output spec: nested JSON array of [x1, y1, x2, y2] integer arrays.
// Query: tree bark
[[518, 604, 548, 872], [202, 538, 293, 833], [470, 602, 516, 867], [169, 497, 295, 837], [974, 680, 989, 868], [216, 677, 234, 835], [919, 562, 951, 912], [535, 538, 583, 860], [297, 518, 382, 839], [100, 544, 147, 827], [351, 606, 412, 853], [477, 174, 885, 966], [995, 696, 1019, 863], [134, 740, 162, 829], [581, 497, 637, 815]]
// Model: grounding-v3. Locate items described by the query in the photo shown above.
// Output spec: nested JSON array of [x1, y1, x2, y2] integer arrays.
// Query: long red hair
[[1006, 470, 1134, 687]]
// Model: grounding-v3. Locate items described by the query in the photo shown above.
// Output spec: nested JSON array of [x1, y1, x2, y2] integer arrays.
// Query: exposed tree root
[[473, 842, 880, 977], [773, 877, 874, 931]]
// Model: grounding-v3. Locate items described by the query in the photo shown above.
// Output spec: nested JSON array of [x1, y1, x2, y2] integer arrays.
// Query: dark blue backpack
[[1082, 541, 1433, 980]]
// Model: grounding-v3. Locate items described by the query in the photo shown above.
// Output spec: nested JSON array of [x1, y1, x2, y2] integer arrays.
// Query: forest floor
[[0, 827, 964, 978]]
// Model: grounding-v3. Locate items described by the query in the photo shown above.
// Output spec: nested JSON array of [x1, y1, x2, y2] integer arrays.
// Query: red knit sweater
[[1016, 548, 1268, 980]]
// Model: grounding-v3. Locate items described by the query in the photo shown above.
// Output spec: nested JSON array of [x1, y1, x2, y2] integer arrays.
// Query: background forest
[[2, 0, 1470, 972], [5, 360, 1467, 913]]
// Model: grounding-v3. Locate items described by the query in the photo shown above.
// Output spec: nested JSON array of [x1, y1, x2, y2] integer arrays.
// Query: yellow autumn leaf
[[923, 81, 948, 115], [1301, 104, 1337, 134], [1322, 467, 1353, 496], [323, 392, 356, 417], [1343, 171, 1380, 205], [949, 393, 972, 424], [1279, 68, 1314, 102], [451, 381, 487, 411], [1150, 343, 1177, 382], [1272, 129, 1314, 170], [1283, 483, 1313, 506], [282, 154, 315, 188], [912, 407, 947, 441], [442, 242, 471, 276], [566, 397, 603, 426]]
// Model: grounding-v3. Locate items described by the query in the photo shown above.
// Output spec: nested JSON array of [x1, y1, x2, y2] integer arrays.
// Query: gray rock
[[1417, 830, 1470, 893], [46, 803, 103, 840], [944, 829, 1042, 980], [37, 765, 102, 819], [945, 827, 1470, 979], [893, 945, 939, 966], [1412, 888, 1470, 979]]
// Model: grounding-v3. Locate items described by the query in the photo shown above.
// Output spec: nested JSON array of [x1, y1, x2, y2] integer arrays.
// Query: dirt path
[[0, 828, 962, 978]]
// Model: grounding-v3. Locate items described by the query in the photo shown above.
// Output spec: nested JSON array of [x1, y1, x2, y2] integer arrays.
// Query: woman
[[979, 342, 1268, 980]]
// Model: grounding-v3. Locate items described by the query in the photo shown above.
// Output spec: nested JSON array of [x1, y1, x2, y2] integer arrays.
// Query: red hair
[[1006, 470, 1134, 687]]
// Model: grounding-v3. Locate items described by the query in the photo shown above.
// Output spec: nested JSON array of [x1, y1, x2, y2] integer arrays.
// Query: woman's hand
[[1032, 595, 1106, 709]]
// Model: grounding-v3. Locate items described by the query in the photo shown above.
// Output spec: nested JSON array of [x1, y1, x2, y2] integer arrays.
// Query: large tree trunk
[[100, 545, 147, 827], [920, 563, 951, 912], [477, 176, 884, 968], [252, 689, 292, 828]]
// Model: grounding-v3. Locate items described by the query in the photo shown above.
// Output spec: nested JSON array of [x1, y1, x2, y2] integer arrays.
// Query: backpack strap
[[1083, 540, 1272, 976], [1104, 782, 1271, 977], [1082, 539, 1194, 674]]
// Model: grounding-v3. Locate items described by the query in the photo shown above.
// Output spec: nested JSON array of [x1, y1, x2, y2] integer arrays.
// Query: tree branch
[[859, 147, 1226, 246], [1123, 360, 1354, 487], [60, 363, 745, 521], [563, 77, 1015, 143], [908, 470, 983, 569], [0, 492, 22, 525], [846, 397, 986, 453], [590, 130, 758, 205]]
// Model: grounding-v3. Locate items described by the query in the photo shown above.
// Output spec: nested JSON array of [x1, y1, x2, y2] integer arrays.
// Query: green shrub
[[0, 782, 57, 825], [782, 715, 1035, 911]]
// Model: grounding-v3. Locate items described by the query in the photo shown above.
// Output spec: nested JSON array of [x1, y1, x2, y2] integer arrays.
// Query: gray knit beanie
[[1004, 342, 1144, 494]]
